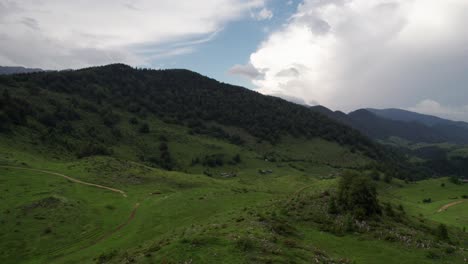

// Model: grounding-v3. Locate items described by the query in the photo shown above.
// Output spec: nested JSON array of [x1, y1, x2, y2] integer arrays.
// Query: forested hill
[[0, 64, 384, 159]]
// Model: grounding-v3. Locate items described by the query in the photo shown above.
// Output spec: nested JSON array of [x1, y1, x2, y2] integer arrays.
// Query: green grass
[[382, 178, 468, 229], [300, 227, 459, 264], [0, 167, 132, 263], [448, 147, 468, 158], [0, 144, 312, 263], [0, 130, 467, 263]]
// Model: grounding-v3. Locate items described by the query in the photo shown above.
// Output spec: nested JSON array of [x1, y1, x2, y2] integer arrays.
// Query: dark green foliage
[[158, 142, 173, 170], [38, 113, 58, 127], [43, 227, 52, 235], [101, 110, 120, 127], [77, 143, 112, 158], [336, 171, 381, 219], [444, 246, 455, 254], [159, 142, 168, 152], [398, 204, 404, 212], [188, 121, 244, 145], [202, 154, 225, 167], [420, 156, 468, 178], [191, 157, 200, 166], [425, 251, 441, 260], [411, 146, 447, 160], [383, 203, 395, 217], [369, 170, 380, 181], [96, 250, 118, 264], [344, 214, 354, 232], [422, 198, 432, 203], [232, 154, 241, 164], [0, 89, 32, 129], [143, 140, 174, 170], [139, 123, 150, 134], [0, 111, 8, 129], [449, 176, 461, 185], [327, 197, 338, 215], [436, 224, 449, 241], [383, 173, 393, 183], [129, 117, 138, 125], [111, 128, 122, 138], [2, 89, 10, 100], [369, 156, 432, 181], [269, 218, 297, 236]]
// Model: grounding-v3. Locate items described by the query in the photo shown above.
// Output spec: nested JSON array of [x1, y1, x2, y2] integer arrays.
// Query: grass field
[[1, 132, 467, 263], [382, 178, 468, 229]]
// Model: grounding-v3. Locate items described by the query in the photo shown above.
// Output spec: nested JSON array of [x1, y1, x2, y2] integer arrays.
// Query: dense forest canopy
[[0, 64, 383, 157]]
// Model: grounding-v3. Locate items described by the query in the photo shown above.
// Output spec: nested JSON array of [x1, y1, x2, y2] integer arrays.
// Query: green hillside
[[0, 65, 466, 263], [1, 146, 467, 264]]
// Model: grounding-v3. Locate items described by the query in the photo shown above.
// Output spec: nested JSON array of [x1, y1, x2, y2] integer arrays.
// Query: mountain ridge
[[367, 108, 468, 128], [0, 66, 44, 75], [311, 105, 468, 144]]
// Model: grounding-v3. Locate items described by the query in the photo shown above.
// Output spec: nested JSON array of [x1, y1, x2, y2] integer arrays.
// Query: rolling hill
[[0, 64, 385, 163]]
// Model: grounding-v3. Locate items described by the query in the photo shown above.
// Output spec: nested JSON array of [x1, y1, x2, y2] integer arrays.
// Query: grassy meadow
[[1, 130, 467, 263]]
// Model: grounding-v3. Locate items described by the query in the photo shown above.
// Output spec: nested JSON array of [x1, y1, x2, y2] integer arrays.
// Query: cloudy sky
[[1, 0, 468, 121]]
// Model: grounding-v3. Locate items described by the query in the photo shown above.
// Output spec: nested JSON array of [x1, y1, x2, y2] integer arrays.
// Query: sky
[[1, 0, 468, 121]]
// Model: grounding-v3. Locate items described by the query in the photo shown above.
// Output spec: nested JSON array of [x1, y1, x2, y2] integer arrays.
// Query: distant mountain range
[[311, 106, 468, 144], [367, 108, 468, 129], [0, 66, 43, 75]]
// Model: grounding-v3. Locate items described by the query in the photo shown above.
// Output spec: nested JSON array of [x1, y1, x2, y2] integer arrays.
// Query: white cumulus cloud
[[233, 0, 468, 120], [409, 99, 468, 122], [0, 0, 267, 69]]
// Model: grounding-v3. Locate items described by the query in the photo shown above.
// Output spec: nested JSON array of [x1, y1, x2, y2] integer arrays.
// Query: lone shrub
[[337, 171, 381, 219], [436, 224, 449, 241]]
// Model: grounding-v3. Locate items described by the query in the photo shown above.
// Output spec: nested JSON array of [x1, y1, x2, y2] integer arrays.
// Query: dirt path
[[79, 202, 141, 251], [128, 160, 156, 171], [1, 164, 144, 260], [286, 184, 316, 205], [437, 200, 465, 213], [0, 165, 127, 197]]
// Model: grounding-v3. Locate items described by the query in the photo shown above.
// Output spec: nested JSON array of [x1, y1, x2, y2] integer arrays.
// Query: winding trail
[[0, 165, 127, 197], [437, 200, 465, 213], [77, 202, 141, 251], [1, 165, 147, 258]]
